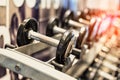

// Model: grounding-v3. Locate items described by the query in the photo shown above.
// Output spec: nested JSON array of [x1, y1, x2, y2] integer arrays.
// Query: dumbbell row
[[87, 56, 119, 79], [76, 8, 92, 21], [84, 37, 120, 79], [15, 10, 119, 79], [88, 67, 117, 80], [57, 10, 99, 43], [63, 10, 95, 28], [63, 10, 97, 41], [94, 57, 120, 72], [17, 18, 82, 65], [83, 34, 120, 79], [77, 10, 97, 25], [62, 10, 86, 28], [63, 10, 95, 29], [95, 52, 120, 72], [98, 50, 120, 64], [46, 12, 100, 48], [46, 17, 87, 48]]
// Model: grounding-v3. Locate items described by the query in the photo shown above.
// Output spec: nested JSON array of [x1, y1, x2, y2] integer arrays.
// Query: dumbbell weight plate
[[17, 18, 38, 46], [17, 18, 76, 64], [46, 18, 59, 36], [87, 18, 97, 41], [56, 30, 74, 64], [62, 10, 74, 28]]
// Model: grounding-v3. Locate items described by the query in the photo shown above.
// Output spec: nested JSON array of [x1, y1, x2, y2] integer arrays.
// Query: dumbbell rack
[[81, 35, 120, 80], [0, 34, 76, 80], [0, 33, 119, 80], [0, 34, 102, 80], [0, 48, 76, 80]]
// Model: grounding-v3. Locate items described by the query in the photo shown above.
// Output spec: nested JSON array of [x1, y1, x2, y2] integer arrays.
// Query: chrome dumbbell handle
[[53, 25, 66, 34], [29, 30, 59, 47], [68, 19, 86, 28]]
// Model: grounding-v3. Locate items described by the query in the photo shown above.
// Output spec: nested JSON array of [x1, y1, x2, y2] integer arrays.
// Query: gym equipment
[[46, 17, 87, 49], [81, 35, 120, 80], [62, 10, 97, 41], [0, 48, 76, 80], [62, 10, 86, 28], [17, 18, 81, 64]]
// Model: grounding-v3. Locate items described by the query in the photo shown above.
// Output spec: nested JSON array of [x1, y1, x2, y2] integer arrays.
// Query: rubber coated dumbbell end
[[56, 30, 75, 64], [62, 10, 74, 28], [46, 18, 59, 36], [17, 18, 38, 46]]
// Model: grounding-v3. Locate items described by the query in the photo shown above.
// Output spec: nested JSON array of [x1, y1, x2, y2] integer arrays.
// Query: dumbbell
[[77, 17, 97, 41], [85, 58, 118, 80], [61, 10, 86, 29], [93, 46, 120, 71], [90, 52, 120, 78], [62, 10, 96, 28], [99, 48, 120, 64], [87, 67, 117, 80], [76, 8, 94, 21], [94, 57, 120, 72], [76, 9, 91, 21], [46, 17, 87, 49], [17, 18, 81, 64], [62, 10, 97, 41]]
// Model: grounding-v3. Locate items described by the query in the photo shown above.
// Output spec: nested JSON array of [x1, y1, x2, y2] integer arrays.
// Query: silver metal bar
[[53, 26, 66, 34], [99, 52, 120, 63], [29, 30, 59, 47], [98, 70, 117, 80], [0, 48, 76, 80], [88, 67, 117, 80], [95, 58, 120, 72], [79, 18, 90, 25], [102, 60, 120, 72], [106, 54, 120, 63], [68, 20, 85, 28]]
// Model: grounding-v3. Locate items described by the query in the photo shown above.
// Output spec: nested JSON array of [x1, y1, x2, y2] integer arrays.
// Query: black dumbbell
[[76, 9, 91, 21], [87, 67, 117, 80], [62, 10, 86, 28], [46, 17, 87, 49], [62, 10, 97, 41], [77, 14, 97, 41], [77, 13, 97, 39], [17, 18, 81, 64]]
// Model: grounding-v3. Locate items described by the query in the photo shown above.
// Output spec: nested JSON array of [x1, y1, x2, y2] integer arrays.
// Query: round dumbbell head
[[46, 17, 59, 36], [76, 27, 87, 49], [17, 18, 38, 46], [62, 10, 74, 28], [87, 18, 97, 41], [56, 30, 75, 64]]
